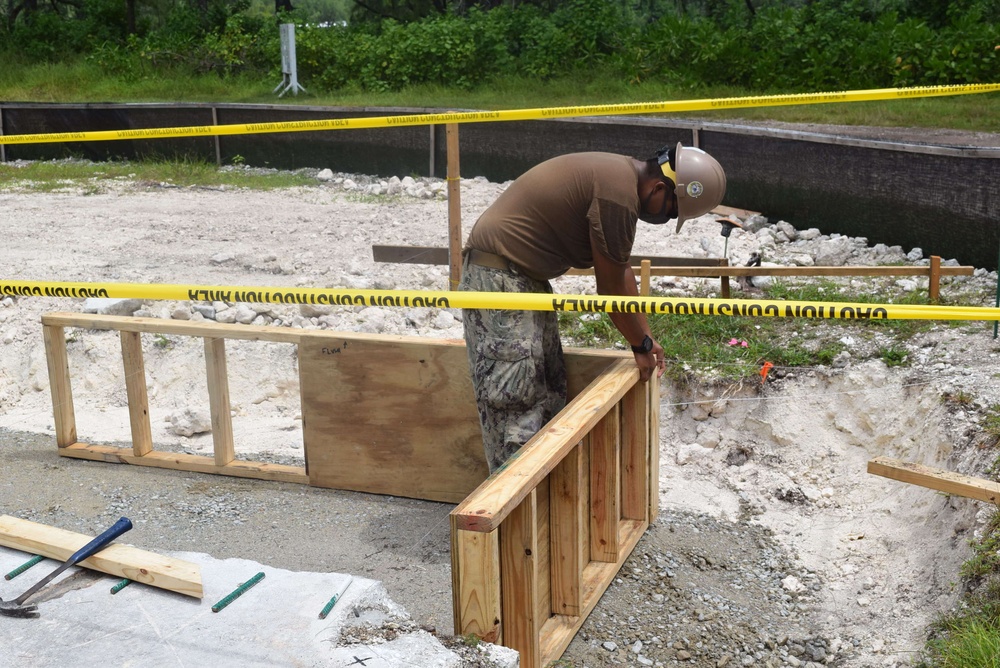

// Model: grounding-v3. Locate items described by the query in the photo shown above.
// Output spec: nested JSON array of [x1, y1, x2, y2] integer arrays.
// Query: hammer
[[0, 517, 133, 618]]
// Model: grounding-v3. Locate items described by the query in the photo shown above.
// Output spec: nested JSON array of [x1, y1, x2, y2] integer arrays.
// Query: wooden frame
[[41, 312, 628, 503], [41, 312, 657, 663], [450, 359, 659, 667]]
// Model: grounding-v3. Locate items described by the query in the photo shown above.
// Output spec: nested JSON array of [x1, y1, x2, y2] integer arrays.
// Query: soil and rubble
[[1, 157, 1000, 667]]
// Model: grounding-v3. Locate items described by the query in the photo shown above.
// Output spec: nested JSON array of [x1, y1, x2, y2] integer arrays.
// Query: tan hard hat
[[658, 142, 727, 233]]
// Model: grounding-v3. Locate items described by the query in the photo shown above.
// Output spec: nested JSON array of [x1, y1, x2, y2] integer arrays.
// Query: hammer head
[[0, 596, 39, 618]]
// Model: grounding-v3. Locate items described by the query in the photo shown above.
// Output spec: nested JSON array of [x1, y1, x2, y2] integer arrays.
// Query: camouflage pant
[[459, 258, 567, 474]]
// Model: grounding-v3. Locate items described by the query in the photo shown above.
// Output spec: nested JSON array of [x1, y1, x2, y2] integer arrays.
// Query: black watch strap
[[631, 335, 653, 354]]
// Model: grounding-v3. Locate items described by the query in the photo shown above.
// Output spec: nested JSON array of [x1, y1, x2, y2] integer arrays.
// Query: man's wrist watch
[[631, 334, 653, 354]]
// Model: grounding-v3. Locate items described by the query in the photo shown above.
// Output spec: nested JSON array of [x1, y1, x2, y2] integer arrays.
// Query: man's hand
[[633, 338, 665, 382]]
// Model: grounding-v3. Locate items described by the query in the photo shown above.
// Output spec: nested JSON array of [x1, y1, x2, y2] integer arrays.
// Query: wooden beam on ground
[[59, 442, 308, 485], [867, 456, 1000, 504], [0, 515, 203, 599]]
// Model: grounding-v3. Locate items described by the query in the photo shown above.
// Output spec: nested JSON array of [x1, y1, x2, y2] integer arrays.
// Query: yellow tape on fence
[[1, 84, 997, 146], [3, 280, 999, 322]]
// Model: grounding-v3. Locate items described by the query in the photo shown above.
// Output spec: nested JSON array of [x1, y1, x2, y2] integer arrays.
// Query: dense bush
[[5, 0, 999, 92]]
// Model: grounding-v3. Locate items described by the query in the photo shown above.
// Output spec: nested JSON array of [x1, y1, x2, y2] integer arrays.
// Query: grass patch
[[0, 60, 997, 133], [0, 158, 316, 192]]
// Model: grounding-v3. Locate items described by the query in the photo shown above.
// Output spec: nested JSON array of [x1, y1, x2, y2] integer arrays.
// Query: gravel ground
[[2, 144, 1000, 667]]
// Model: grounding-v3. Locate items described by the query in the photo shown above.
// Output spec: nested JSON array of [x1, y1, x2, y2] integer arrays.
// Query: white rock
[[781, 575, 805, 593], [210, 252, 236, 265], [316, 168, 334, 181], [166, 408, 212, 437], [83, 298, 143, 316]]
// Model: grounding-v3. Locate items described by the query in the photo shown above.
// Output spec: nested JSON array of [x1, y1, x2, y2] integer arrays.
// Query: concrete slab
[[0, 547, 517, 667]]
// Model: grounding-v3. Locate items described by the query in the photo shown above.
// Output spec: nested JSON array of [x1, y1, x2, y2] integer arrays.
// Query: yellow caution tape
[[1, 84, 997, 146], [3, 280, 999, 322]]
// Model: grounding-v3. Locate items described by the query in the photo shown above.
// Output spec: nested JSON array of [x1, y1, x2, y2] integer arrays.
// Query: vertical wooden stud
[[640, 259, 651, 296], [929, 255, 941, 301], [204, 337, 235, 467], [721, 258, 731, 299], [648, 377, 661, 523], [120, 331, 153, 457], [620, 384, 648, 521], [451, 517, 502, 644], [501, 490, 539, 668], [446, 123, 462, 290], [42, 325, 76, 448], [589, 404, 620, 563], [549, 442, 585, 617]]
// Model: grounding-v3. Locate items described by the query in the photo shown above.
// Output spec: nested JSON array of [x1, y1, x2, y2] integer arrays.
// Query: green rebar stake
[[212, 572, 265, 613], [110, 578, 132, 594], [4, 555, 45, 581], [318, 594, 341, 620]]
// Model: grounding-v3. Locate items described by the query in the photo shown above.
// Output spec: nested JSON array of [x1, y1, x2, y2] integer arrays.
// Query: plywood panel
[[300, 334, 484, 503], [301, 332, 621, 503]]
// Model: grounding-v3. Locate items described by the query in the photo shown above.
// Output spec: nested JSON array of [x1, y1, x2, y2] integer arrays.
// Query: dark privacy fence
[[2, 102, 997, 270]]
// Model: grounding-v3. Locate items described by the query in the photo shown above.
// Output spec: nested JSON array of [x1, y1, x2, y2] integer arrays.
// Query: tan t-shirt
[[465, 152, 640, 280]]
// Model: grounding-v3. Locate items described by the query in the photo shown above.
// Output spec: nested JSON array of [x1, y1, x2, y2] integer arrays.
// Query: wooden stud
[[204, 337, 235, 467], [501, 490, 540, 668], [446, 122, 462, 290], [451, 517, 502, 643], [720, 258, 731, 299], [589, 404, 620, 563], [648, 378, 661, 523], [42, 325, 76, 448], [536, 519, 647, 665], [549, 442, 585, 617], [620, 383, 648, 521], [119, 331, 153, 457], [639, 259, 651, 297], [868, 456, 1000, 504], [929, 255, 941, 301], [0, 515, 203, 599]]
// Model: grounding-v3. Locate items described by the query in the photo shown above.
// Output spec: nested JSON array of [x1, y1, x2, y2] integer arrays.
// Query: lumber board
[[648, 378, 660, 523], [0, 515, 203, 599], [637, 265, 974, 278], [42, 312, 306, 344], [501, 490, 540, 668], [537, 519, 646, 665], [535, 478, 551, 639], [451, 521, 502, 643], [447, 123, 462, 290], [120, 331, 153, 457], [58, 443, 308, 484], [43, 325, 76, 447], [204, 337, 235, 467], [589, 405, 621, 563], [549, 443, 586, 616], [452, 359, 638, 532], [620, 383, 649, 521], [867, 457, 1000, 504], [373, 245, 728, 268]]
